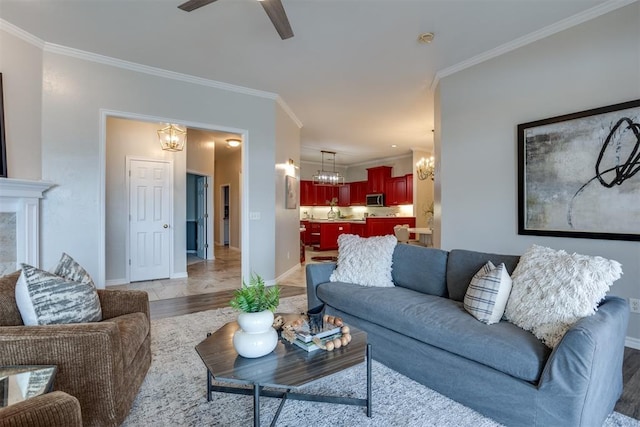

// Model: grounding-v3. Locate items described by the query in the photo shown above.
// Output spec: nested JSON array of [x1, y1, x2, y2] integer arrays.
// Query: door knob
[[163, 224, 169, 229]]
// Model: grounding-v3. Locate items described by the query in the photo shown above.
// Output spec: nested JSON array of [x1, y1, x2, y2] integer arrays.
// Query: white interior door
[[129, 159, 172, 282], [196, 176, 207, 259]]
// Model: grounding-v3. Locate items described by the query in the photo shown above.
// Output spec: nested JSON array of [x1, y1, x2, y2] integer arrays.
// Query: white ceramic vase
[[233, 310, 278, 358]]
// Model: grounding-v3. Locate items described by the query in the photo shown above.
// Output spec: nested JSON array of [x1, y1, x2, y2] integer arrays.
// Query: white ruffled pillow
[[330, 234, 397, 287], [505, 245, 622, 348]]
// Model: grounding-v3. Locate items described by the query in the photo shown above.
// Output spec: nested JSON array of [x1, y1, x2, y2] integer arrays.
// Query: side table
[[1, 366, 56, 408]]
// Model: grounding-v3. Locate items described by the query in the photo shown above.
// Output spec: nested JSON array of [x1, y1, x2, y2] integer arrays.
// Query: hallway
[[111, 245, 335, 301]]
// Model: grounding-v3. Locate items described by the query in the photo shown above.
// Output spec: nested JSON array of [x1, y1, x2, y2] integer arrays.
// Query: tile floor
[[109, 245, 337, 301]]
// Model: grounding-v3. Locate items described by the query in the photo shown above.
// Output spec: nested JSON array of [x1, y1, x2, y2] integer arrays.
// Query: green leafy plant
[[229, 274, 280, 313]]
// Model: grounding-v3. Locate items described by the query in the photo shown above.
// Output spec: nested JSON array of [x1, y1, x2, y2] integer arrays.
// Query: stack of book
[[292, 325, 342, 352]]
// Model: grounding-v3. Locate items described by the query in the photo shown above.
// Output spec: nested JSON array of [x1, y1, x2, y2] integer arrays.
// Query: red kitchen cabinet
[[300, 180, 314, 206], [349, 181, 367, 205], [300, 181, 338, 206], [366, 217, 416, 237], [350, 222, 367, 237], [405, 173, 413, 204], [385, 176, 407, 206], [367, 166, 392, 194], [338, 185, 350, 207], [385, 174, 414, 205], [318, 222, 351, 250]]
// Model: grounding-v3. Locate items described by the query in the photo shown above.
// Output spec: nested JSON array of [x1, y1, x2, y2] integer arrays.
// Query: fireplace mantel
[[0, 178, 55, 198], [0, 178, 55, 272]]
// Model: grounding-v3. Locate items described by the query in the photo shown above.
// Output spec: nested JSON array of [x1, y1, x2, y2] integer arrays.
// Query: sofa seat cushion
[[317, 282, 551, 382], [103, 312, 149, 368]]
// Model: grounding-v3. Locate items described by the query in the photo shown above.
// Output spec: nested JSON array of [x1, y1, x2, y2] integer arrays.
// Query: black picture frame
[[517, 99, 640, 241], [0, 73, 6, 178]]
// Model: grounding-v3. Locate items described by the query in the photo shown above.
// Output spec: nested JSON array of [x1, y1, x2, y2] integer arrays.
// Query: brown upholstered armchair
[[0, 391, 82, 427], [0, 271, 151, 427]]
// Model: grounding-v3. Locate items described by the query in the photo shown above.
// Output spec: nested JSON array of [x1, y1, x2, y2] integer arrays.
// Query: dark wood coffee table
[[195, 322, 371, 426]]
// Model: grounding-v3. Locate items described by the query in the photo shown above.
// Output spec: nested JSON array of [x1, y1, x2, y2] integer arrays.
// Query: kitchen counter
[[301, 217, 416, 251]]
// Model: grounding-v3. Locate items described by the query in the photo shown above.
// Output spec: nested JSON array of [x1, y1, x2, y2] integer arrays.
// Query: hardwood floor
[[150, 290, 640, 421], [149, 285, 305, 320], [616, 346, 640, 419]]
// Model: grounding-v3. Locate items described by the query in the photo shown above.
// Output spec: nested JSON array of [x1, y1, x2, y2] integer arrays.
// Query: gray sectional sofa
[[306, 243, 630, 426]]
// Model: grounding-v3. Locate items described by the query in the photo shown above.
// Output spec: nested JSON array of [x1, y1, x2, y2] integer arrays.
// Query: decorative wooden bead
[[341, 326, 350, 334], [325, 340, 335, 351], [341, 336, 349, 346], [333, 338, 342, 349], [344, 333, 352, 343]]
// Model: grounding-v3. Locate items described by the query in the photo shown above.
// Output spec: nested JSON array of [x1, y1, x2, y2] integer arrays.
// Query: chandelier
[[157, 124, 187, 152], [312, 151, 345, 186], [416, 156, 435, 181]]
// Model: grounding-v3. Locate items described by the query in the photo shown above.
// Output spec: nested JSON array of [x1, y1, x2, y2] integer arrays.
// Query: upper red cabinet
[[385, 173, 413, 205], [366, 166, 392, 194], [349, 181, 367, 205]]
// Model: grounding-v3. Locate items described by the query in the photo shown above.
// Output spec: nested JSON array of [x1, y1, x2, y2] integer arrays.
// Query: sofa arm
[[0, 391, 82, 427], [98, 289, 150, 326], [305, 263, 336, 310], [537, 296, 629, 425], [0, 322, 123, 404]]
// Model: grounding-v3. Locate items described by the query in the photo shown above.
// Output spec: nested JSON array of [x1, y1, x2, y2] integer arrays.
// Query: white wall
[[33, 49, 280, 285], [438, 3, 640, 342], [0, 29, 42, 180], [275, 102, 301, 279]]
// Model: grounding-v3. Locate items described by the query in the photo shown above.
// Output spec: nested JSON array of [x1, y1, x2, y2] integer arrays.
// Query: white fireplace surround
[[0, 178, 55, 271]]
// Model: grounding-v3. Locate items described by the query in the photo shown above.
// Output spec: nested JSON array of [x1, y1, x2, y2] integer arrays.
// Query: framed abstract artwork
[[518, 99, 640, 241]]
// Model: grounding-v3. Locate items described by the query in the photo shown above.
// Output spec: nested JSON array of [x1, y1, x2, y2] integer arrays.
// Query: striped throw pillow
[[463, 261, 512, 325], [15, 262, 102, 326]]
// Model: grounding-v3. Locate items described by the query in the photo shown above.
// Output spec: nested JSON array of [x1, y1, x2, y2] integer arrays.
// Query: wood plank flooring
[[150, 289, 640, 421]]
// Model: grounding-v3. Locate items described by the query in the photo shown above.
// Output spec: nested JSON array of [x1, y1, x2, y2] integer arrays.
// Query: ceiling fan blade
[[178, 0, 218, 12], [260, 0, 294, 40]]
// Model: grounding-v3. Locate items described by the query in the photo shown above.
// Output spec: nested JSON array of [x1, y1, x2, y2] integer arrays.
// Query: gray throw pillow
[[16, 261, 102, 326]]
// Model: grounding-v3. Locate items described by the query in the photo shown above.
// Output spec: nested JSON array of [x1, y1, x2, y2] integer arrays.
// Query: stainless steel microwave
[[366, 193, 385, 207]]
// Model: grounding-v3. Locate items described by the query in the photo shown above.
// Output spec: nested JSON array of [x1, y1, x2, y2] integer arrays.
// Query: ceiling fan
[[178, 0, 294, 40]]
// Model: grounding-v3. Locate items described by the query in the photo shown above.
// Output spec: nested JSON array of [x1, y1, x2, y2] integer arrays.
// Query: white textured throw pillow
[[330, 234, 397, 287], [16, 261, 102, 326], [505, 245, 622, 348], [464, 261, 512, 325]]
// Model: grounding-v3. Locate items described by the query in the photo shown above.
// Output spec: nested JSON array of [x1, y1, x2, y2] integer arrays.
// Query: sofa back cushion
[[391, 244, 448, 296], [447, 249, 520, 302], [0, 271, 24, 326]]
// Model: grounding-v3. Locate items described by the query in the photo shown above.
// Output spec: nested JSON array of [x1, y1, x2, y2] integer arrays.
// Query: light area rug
[[123, 295, 639, 427]]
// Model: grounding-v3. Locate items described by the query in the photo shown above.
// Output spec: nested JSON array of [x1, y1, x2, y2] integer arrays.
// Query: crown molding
[[431, 0, 637, 90], [0, 19, 45, 49], [43, 42, 279, 100], [276, 96, 303, 128], [1, 18, 304, 126]]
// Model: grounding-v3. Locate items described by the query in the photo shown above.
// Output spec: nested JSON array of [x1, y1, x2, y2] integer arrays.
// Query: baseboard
[[171, 272, 188, 279], [105, 278, 128, 287], [625, 336, 640, 350], [275, 263, 302, 284]]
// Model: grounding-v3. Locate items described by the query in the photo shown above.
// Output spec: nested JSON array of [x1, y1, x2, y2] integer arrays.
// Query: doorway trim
[[187, 169, 214, 260], [220, 183, 231, 246], [99, 109, 250, 287]]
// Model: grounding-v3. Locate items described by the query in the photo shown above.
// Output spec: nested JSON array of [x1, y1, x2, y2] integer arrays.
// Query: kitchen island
[[300, 217, 415, 251]]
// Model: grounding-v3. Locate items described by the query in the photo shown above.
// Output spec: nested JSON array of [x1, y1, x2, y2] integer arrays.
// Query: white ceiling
[[0, 0, 616, 165]]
